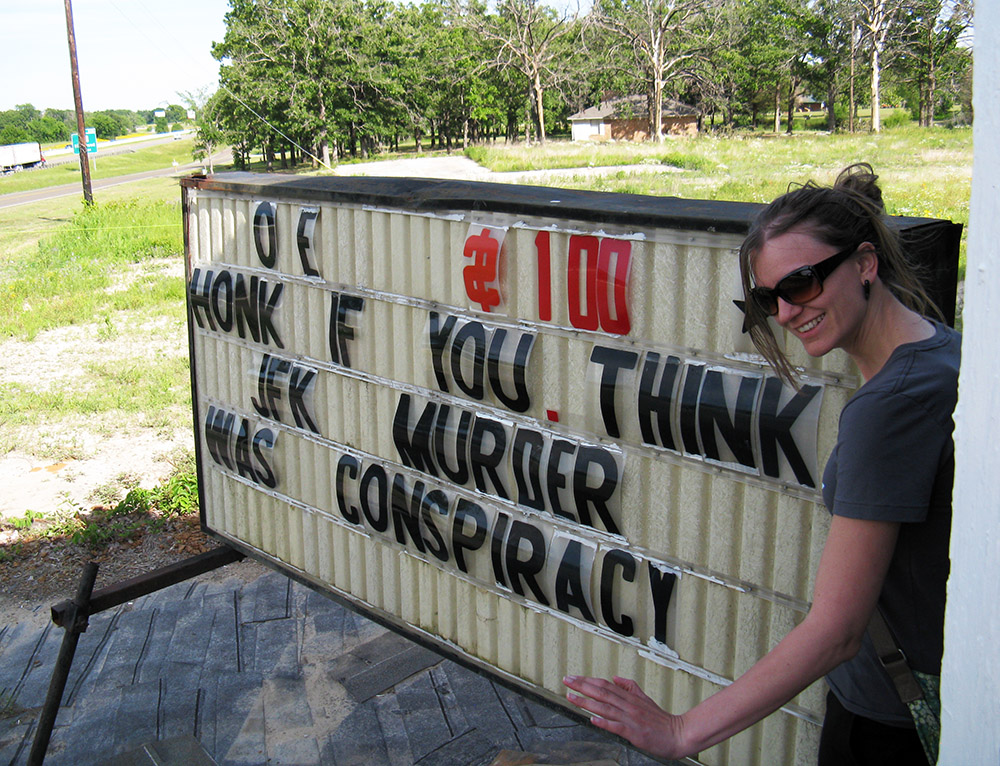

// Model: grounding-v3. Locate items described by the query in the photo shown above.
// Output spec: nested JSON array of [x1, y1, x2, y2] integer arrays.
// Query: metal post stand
[[27, 561, 98, 766], [25, 546, 244, 764]]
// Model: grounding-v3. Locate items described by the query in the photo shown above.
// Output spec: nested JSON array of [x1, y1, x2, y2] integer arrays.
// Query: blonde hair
[[739, 163, 942, 384]]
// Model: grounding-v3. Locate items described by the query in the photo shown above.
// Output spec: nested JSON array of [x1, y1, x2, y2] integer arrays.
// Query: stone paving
[[0, 561, 671, 765]]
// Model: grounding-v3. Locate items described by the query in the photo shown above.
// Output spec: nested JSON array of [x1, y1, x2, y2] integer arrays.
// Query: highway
[[0, 149, 229, 210]]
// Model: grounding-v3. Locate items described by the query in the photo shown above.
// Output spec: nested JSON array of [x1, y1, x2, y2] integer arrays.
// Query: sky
[[0, 0, 231, 112]]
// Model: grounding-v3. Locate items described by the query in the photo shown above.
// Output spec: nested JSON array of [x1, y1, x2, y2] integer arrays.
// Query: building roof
[[569, 95, 699, 121]]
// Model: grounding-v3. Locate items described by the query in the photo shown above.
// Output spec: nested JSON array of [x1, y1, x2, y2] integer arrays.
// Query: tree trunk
[[927, 53, 937, 127], [868, 0, 890, 134], [786, 75, 797, 135], [849, 18, 856, 133], [773, 86, 781, 133], [870, 41, 882, 133], [532, 72, 546, 144], [652, 77, 665, 142], [827, 80, 837, 132]]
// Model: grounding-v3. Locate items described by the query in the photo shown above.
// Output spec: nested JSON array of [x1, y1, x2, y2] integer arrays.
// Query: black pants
[[818, 691, 929, 766]]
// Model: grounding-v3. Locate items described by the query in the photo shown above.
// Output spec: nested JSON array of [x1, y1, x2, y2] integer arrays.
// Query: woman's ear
[[856, 242, 879, 282]]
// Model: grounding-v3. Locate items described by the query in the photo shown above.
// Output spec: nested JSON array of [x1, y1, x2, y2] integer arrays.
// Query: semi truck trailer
[[0, 142, 45, 173]]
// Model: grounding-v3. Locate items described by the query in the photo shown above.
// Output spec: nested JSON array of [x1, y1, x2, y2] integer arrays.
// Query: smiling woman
[[564, 165, 960, 766]]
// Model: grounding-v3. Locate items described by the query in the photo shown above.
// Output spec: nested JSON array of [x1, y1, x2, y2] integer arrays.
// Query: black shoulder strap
[[868, 607, 924, 704]]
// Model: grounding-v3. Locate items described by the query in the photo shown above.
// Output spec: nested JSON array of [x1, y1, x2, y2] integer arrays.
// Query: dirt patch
[[0, 317, 193, 518], [0, 310, 197, 631], [0, 514, 220, 631]]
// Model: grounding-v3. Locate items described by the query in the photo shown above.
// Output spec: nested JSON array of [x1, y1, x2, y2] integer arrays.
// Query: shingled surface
[[0, 562, 672, 765]]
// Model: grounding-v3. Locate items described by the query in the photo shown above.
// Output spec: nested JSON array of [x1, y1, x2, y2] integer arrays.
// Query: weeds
[[0, 353, 190, 428], [0, 465, 199, 556]]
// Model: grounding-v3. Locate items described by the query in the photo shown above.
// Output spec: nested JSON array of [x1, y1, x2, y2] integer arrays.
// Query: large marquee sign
[[182, 173, 960, 766]]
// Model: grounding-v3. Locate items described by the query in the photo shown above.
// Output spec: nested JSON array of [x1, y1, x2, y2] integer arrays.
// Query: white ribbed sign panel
[[183, 174, 868, 765]]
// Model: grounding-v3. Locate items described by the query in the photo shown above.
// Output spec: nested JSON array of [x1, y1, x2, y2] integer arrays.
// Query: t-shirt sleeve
[[829, 389, 948, 522]]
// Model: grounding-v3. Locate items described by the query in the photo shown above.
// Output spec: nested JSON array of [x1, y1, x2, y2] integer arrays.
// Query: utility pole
[[64, 0, 93, 204]]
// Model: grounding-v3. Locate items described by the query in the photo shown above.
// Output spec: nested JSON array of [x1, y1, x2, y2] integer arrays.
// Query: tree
[[802, 0, 855, 132], [0, 124, 29, 144], [896, 0, 972, 125], [0, 105, 33, 144], [589, 0, 721, 141], [854, 0, 907, 132], [27, 116, 69, 144], [165, 104, 187, 122], [181, 88, 227, 172], [91, 112, 126, 140], [475, 0, 577, 143]]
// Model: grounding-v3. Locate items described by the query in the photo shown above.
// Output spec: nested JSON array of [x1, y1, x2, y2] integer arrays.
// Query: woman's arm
[[563, 515, 900, 760]]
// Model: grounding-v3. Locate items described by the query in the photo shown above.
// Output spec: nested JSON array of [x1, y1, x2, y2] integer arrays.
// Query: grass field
[[470, 124, 972, 273]]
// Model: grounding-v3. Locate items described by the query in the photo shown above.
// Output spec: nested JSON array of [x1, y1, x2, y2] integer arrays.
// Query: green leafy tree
[[0, 124, 29, 144], [27, 116, 70, 144], [894, 0, 972, 125], [91, 112, 126, 139], [588, 0, 723, 141], [800, 0, 855, 132], [473, 0, 577, 143], [165, 104, 187, 122], [854, 0, 913, 132], [0, 105, 33, 144]]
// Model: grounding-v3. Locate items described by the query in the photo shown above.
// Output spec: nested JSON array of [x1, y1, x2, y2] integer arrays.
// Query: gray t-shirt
[[822, 321, 960, 725]]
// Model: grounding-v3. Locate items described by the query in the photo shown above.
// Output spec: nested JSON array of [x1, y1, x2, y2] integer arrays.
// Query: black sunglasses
[[750, 244, 859, 317]]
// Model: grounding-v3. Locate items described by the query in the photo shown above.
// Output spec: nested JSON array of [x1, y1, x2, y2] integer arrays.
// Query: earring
[[863, 280, 871, 300]]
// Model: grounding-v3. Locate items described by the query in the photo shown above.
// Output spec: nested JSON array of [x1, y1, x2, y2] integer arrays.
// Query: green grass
[[0, 355, 190, 426], [0, 137, 199, 195], [0, 197, 184, 340], [0, 179, 192, 462], [465, 142, 715, 172]]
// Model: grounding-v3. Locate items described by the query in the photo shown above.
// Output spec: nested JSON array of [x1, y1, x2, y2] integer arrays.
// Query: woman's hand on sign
[[563, 675, 687, 759]]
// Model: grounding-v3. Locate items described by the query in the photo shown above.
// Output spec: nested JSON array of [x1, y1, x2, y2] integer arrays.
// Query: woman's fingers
[[563, 676, 630, 719], [562, 675, 687, 759]]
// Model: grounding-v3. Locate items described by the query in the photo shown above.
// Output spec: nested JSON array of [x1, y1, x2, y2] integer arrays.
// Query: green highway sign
[[72, 127, 97, 155]]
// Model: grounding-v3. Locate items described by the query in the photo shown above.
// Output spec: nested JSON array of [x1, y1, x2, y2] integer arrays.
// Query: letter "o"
[[254, 201, 278, 269]]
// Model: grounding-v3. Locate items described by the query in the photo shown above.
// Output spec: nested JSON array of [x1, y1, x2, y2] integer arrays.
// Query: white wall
[[939, 2, 1000, 762], [570, 120, 603, 141]]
